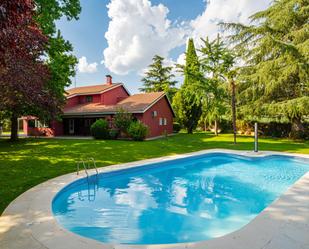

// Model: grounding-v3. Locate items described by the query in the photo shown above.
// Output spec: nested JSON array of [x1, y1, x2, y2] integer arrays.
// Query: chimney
[[106, 75, 112, 85]]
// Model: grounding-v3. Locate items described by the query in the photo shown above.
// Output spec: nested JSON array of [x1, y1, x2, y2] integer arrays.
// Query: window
[[86, 96, 93, 103], [69, 119, 74, 134], [159, 118, 167, 126], [152, 111, 157, 117]]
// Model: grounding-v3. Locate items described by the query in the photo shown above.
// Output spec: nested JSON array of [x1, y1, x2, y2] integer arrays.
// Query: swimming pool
[[52, 153, 309, 245]]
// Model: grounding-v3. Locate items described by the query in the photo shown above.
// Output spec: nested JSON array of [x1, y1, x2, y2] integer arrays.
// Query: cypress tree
[[173, 39, 204, 133]]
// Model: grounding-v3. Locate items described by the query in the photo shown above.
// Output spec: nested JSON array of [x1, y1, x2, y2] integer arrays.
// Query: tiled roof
[[66, 83, 123, 97], [116, 92, 165, 112], [63, 92, 166, 115]]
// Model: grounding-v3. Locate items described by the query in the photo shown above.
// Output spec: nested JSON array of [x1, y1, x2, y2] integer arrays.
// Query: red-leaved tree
[[0, 0, 59, 140]]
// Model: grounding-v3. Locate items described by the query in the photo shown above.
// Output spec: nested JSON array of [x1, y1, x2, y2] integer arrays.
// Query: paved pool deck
[[0, 149, 309, 249]]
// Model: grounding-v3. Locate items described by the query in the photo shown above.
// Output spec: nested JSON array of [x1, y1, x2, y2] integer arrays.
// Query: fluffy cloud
[[190, 0, 271, 45], [77, 56, 98, 73], [176, 53, 186, 66], [103, 0, 188, 75], [174, 0, 271, 64], [103, 0, 271, 76]]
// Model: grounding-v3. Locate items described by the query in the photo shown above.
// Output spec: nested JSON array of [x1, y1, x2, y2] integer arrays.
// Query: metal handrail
[[76, 161, 81, 175], [82, 160, 89, 176], [89, 157, 99, 175], [76, 160, 89, 177], [76, 158, 98, 176]]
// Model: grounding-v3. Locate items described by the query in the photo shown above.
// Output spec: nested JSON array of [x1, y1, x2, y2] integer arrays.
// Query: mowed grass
[[0, 132, 308, 214]]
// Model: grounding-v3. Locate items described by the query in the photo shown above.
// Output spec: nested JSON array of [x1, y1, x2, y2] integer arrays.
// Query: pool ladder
[[76, 158, 99, 177]]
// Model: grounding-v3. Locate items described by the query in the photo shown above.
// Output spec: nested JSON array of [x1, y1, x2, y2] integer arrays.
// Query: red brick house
[[22, 75, 174, 138]]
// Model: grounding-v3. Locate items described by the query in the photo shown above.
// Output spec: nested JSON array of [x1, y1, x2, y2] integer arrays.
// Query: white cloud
[[176, 53, 186, 66], [175, 0, 271, 65], [103, 0, 188, 75], [77, 56, 98, 73], [190, 0, 271, 45], [103, 0, 271, 76]]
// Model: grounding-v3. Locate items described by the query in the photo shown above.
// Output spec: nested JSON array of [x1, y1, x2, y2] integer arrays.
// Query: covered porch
[[62, 116, 113, 136]]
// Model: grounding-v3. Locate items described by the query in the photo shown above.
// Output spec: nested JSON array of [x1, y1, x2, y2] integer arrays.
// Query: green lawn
[[0, 132, 308, 214]]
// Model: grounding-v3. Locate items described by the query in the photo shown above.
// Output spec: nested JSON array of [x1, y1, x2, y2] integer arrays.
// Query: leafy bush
[[258, 122, 291, 138], [173, 122, 181, 133], [109, 129, 119, 139], [90, 119, 110, 139], [127, 121, 149, 141], [114, 108, 133, 134]]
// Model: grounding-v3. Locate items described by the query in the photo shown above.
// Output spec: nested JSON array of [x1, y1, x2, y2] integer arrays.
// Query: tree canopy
[[223, 0, 309, 138], [0, 0, 81, 140], [35, 0, 81, 112], [140, 55, 177, 100], [0, 0, 51, 140], [198, 35, 235, 136]]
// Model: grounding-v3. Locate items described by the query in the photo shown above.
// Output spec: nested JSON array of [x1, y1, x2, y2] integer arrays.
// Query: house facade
[[22, 75, 174, 138]]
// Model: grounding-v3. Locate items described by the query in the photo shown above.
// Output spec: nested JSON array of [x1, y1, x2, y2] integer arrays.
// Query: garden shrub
[[90, 119, 110, 139], [173, 122, 181, 133], [127, 121, 149, 141], [109, 129, 119, 139], [114, 108, 133, 134], [219, 119, 233, 133], [259, 122, 291, 138]]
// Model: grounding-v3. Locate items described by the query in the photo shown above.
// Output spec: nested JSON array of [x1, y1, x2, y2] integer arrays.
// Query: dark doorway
[[63, 118, 97, 136]]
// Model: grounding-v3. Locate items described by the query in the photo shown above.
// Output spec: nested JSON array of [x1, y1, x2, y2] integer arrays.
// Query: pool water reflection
[[52, 153, 309, 244]]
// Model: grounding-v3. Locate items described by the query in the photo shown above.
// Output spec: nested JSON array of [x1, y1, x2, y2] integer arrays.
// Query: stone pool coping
[[0, 149, 309, 249]]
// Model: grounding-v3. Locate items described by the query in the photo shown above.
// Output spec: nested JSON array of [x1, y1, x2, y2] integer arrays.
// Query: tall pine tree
[[173, 39, 204, 133], [223, 0, 309, 138], [140, 55, 177, 100]]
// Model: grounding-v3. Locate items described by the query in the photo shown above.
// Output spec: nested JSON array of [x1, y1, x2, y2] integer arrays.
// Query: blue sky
[[57, 0, 270, 93]]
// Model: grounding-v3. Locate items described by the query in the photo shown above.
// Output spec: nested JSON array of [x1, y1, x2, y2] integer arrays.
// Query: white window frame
[[159, 118, 163, 126], [163, 118, 167, 126], [152, 111, 157, 117]]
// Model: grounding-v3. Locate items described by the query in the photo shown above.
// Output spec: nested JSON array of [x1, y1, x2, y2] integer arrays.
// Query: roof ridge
[[67, 83, 122, 91]]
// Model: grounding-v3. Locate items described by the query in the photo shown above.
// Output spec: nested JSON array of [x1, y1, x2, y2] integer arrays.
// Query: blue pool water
[[52, 153, 309, 244]]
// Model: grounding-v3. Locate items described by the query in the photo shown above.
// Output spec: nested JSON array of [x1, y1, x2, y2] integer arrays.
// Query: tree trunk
[[214, 120, 218, 136], [290, 118, 305, 139], [204, 119, 207, 131], [10, 113, 18, 141], [231, 79, 237, 144]]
